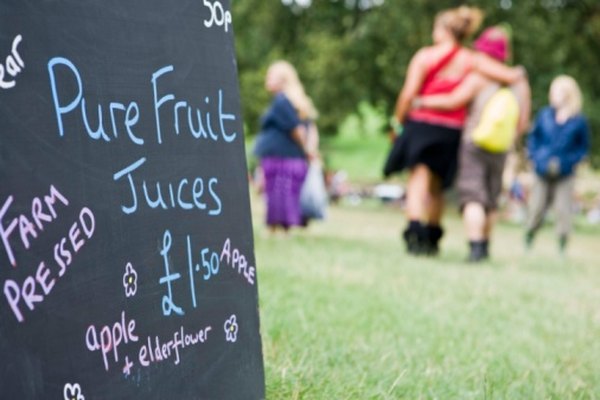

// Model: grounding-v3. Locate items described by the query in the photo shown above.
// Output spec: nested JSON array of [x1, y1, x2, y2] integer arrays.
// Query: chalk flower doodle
[[123, 262, 138, 297], [224, 314, 238, 343], [63, 383, 85, 400]]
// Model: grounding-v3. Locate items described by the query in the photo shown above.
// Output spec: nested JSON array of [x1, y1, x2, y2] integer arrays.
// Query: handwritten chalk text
[[138, 325, 212, 367], [0, 185, 70, 268], [85, 310, 139, 371], [4, 205, 96, 322], [112, 157, 222, 216], [203, 0, 232, 32], [0, 34, 24, 90], [220, 238, 255, 285], [48, 58, 238, 146]]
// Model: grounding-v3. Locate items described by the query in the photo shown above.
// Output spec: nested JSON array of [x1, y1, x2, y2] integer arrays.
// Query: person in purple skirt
[[253, 61, 318, 233]]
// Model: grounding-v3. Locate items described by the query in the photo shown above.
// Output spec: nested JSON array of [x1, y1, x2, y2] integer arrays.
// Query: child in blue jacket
[[525, 75, 590, 253]]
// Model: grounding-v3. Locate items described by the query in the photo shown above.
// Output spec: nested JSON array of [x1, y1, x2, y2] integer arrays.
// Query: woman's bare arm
[[394, 49, 428, 124], [512, 77, 532, 135], [417, 73, 485, 110], [474, 52, 526, 85], [291, 125, 315, 159]]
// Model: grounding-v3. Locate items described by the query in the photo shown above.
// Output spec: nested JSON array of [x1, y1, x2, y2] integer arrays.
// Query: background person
[[253, 60, 318, 233], [415, 26, 532, 262], [525, 75, 590, 253], [384, 6, 525, 255]]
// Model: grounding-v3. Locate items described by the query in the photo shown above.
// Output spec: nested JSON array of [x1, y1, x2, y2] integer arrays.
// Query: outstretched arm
[[416, 73, 484, 110], [473, 52, 526, 85]]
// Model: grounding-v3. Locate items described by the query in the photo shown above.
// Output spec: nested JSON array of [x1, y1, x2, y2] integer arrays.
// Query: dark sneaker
[[403, 227, 422, 255], [423, 225, 444, 256], [467, 241, 488, 263], [402, 221, 428, 256]]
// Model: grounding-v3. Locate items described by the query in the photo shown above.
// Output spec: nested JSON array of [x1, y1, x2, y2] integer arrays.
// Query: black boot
[[482, 240, 489, 259], [424, 225, 444, 256], [403, 220, 427, 255], [468, 240, 488, 263]]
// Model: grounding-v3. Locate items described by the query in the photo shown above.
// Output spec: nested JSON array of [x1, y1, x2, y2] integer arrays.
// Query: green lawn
[[320, 134, 391, 185], [246, 133, 600, 399], [252, 196, 600, 399]]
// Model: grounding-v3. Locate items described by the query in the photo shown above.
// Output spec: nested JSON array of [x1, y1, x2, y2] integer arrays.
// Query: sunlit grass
[[245, 129, 600, 399], [321, 134, 391, 185], [252, 195, 600, 399]]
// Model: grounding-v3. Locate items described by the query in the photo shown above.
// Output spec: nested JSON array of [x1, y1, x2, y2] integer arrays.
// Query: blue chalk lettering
[[174, 101, 187, 134], [219, 89, 237, 142], [113, 157, 146, 214], [208, 178, 222, 216], [159, 230, 184, 316], [168, 183, 176, 208], [151, 65, 175, 144], [192, 178, 207, 210], [109, 102, 127, 138], [125, 102, 143, 145], [48, 57, 83, 137], [187, 107, 208, 139], [186, 235, 197, 309], [177, 179, 193, 210], [205, 107, 219, 141], [142, 181, 168, 210], [81, 98, 110, 141]]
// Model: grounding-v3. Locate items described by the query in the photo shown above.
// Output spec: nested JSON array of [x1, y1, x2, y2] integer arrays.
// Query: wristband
[[390, 118, 403, 135]]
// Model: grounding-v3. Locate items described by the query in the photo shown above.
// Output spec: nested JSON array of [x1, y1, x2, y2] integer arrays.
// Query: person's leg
[[481, 210, 499, 259], [427, 174, 444, 225], [261, 158, 280, 230], [406, 164, 432, 221], [287, 158, 309, 227], [553, 176, 575, 253], [457, 144, 492, 261], [423, 174, 444, 255], [404, 164, 432, 254], [483, 211, 497, 239], [463, 202, 488, 261], [525, 175, 551, 248], [464, 202, 486, 241], [479, 153, 506, 259]]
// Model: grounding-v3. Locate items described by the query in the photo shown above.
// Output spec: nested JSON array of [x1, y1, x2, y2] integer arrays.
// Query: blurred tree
[[232, 0, 599, 166]]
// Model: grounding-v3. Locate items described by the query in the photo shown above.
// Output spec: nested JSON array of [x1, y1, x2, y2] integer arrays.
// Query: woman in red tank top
[[384, 6, 525, 256]]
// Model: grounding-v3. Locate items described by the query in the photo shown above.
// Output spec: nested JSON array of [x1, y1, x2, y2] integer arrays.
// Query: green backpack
[[471, 87, 519, 153]]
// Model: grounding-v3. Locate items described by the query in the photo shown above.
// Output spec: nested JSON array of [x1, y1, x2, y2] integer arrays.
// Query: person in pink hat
[[414, 25, 532, 262], [384, 8, 527, 257]]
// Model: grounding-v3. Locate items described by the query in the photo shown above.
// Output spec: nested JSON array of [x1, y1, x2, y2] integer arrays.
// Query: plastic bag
[[300, 161, 328, 220]]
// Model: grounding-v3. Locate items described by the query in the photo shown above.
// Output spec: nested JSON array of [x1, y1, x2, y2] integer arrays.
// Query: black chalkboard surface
[[0, 1, 265, 398]]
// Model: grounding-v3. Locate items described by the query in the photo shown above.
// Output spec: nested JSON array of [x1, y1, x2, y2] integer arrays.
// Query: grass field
[[251, 135, 600, 399], [320, 134, 391, 185]]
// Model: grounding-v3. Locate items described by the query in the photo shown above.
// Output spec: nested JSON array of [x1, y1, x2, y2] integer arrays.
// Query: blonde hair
[[268, 60, 318, 120], [550, 75, 583, 118], [436, 6, 484, 42]]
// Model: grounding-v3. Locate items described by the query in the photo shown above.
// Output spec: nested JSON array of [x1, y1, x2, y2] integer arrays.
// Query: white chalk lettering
[[0, 185, 69, 268], [86, 311, 138, 371], [220, 238, 255, 285], [4, 205, 96, 322], [0, 35, 24, 90]]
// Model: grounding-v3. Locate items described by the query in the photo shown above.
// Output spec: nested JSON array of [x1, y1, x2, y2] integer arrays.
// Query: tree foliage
[[232, 0, 600, 166]]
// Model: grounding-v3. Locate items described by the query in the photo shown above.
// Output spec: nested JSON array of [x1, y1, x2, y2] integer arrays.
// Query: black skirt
[[383, 119, 461, 189]]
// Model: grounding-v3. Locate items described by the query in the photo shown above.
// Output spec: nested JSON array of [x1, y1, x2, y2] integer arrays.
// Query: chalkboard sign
[[0, 0, 265, 398]]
